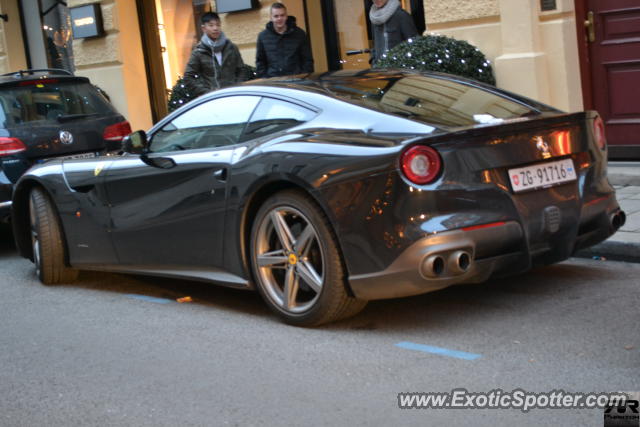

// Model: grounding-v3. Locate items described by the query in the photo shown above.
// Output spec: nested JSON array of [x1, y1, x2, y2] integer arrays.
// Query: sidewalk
[[575, 161, 640, 263]]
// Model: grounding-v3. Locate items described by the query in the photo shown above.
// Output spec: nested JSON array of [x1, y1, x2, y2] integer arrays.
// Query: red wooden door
[[584, 0, 640, 158]]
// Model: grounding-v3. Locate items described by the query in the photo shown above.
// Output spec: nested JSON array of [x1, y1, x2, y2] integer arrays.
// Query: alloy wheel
[[254, 206, 325, 314]]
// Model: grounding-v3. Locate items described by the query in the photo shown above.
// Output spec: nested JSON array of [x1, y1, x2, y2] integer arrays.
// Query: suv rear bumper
[[0, 200, 11, 222], [0, 171, 13, 222]]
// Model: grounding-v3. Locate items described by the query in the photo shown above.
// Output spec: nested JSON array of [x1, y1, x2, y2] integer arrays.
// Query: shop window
[[155, 0, 214, 92], [40, 0, 74, 71]]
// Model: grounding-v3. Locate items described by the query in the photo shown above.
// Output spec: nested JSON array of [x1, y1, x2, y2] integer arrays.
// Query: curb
[[574, 239, 640, 263], [608, 174, 640, 187]]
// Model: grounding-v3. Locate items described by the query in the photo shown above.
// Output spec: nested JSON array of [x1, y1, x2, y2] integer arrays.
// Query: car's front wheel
[[29, 187, 78, 284], [250, 190, 366, 326]]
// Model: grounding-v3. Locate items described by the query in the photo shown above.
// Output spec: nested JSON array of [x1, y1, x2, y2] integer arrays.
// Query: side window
[[242, 97, 316, 141], [150, 95, 261, 153]]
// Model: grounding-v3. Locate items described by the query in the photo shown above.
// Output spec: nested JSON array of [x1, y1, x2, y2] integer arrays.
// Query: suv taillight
[[103, 121, 132, 142], [594, 116, 607, 150], [0, 137, 27, 157], [400, 145, 442, 185]]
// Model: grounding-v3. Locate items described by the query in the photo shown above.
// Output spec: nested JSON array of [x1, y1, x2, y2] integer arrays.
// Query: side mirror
[[123, 130, 149, 154]]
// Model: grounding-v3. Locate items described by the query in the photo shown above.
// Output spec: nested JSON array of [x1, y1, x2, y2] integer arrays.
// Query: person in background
[[369, 0, 418, 65], [183, 12, 248, 97], [255, 2, 314, 78]]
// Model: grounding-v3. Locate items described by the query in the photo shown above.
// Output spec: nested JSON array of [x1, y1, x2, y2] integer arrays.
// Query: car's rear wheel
[[250, 190, 366, 326], [29, 187, 78, 284]]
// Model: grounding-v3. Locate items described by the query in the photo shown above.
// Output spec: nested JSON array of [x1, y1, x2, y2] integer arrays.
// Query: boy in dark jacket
[[369, 0, 418, 64], [183, 12, 248, 97], [255, 2, 314, 78]]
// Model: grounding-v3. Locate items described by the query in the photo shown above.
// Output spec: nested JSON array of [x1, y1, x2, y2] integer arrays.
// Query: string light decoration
[[167, 76, 193, 112], [374, 34, 496, 86]]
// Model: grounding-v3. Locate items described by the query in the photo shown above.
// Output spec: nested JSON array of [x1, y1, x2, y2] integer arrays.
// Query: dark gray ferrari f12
[[12, 69, 626, 326]]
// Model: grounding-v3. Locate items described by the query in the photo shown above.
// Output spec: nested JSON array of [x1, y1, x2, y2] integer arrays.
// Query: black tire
[[29, 187, 78, 284], [250, 190, 366, 326]]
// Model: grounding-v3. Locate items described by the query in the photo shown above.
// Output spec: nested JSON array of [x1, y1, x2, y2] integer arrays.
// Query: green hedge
[[374, 34, 496, 86]]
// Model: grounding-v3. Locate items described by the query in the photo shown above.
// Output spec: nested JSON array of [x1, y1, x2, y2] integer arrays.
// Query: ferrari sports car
[[12, 69, 625, 326]]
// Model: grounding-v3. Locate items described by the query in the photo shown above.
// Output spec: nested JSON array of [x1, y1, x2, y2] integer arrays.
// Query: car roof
[[231, 68, 556, 114], [0, 69, 89, 87], [238, 68, 490, 93]]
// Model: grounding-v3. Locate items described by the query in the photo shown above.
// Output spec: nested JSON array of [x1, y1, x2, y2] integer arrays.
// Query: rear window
[[321, 74, 541, 128], [0, 80, 115, 128]]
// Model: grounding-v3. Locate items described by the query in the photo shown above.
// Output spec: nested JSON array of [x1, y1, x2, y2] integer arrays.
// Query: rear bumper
[[348, 221, 524, 300], [348, 205, 624, 300]]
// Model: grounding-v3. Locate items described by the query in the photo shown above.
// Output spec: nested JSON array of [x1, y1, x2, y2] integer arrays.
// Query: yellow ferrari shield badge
[[94, 161, 106, 177]]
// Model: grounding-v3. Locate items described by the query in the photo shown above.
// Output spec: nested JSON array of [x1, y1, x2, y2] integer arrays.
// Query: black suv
[[0, 69, 131, 221]]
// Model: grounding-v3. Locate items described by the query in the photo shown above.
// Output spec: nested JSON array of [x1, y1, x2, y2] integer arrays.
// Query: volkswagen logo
[[535, 136, 550, 155], [59, 130, 74, 145]]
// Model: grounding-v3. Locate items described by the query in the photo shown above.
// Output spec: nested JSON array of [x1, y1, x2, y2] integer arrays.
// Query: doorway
[[320, 0, 425, 71], [136, 0, 214, 122], [332, 0, 372, 70], [576, 0, 640, 159]]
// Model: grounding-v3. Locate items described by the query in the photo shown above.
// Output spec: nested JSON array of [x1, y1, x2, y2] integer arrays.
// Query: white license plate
[[508, 158, 577, 193], [61, 152, 98, 160]]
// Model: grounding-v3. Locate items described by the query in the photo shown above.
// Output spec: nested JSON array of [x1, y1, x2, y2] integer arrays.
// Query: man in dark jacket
[[369, 0, 419, 64], [255, 2, 314, 78], [183, 12, 248, 97]]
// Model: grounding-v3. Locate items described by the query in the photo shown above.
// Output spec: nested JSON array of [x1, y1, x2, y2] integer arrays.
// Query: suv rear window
[[0, 80, 116, 128]]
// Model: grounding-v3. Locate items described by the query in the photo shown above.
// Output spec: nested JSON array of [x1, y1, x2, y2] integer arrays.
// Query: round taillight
[[400, 145, 442, 185], [594, 116, 607, 150]]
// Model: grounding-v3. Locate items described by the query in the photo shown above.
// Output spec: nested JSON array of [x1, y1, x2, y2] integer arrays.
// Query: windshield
[[320, 74, 540, 128], [0, 80, 115, 128]]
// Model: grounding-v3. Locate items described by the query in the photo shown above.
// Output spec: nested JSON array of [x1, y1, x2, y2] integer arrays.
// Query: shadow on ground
[[25, 255, 622, 332], [0, 223, 16, 256]]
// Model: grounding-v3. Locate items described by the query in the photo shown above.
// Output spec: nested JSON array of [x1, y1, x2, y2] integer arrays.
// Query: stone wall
[[423, 0, 582, 111], [425, 0, 500, 24]]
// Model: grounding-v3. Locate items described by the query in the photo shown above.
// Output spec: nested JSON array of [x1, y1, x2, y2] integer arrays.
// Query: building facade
[[1, 0, 638, 157]]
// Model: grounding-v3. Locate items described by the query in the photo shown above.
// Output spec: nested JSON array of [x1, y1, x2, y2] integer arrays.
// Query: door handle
[[584, 11, 595, 43], [213, 168, 227, 182]]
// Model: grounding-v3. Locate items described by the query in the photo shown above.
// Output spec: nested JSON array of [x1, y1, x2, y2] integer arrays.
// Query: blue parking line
[[395, 341, 481, 360], [125, 294, 173, 304]]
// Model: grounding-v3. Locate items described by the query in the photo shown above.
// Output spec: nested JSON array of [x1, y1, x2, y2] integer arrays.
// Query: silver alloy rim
[[255, 206, 324, 314], [29, 196, 41, 276]]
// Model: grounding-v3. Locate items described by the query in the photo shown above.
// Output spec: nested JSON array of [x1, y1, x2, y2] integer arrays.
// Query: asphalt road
[[0, 224, 638, 427]]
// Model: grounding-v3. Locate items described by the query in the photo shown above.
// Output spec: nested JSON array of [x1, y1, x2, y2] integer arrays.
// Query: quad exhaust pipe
[[448, 250, 472, 275], [422, 250, 473, 278], [610, 211, 626, 231], [422, 255, 445, 278]]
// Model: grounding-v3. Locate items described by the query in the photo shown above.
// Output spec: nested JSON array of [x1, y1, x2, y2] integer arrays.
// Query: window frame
[[147, 91, 321, 153], [148, 94, 262, 153], [239, 96, 318, 142]]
